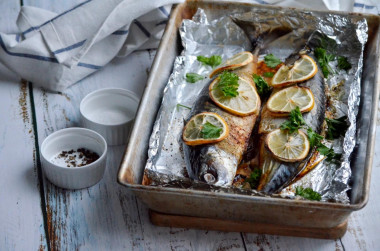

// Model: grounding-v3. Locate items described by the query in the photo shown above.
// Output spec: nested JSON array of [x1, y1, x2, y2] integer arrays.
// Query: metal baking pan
[[118, 1, 380, 231]]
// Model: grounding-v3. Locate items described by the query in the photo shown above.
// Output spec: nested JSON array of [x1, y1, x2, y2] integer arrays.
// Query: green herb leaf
[[176, 103, 191, 111], [264, 54, 282, 68], [317, 34, 338, 51], [185, 73, 205, 83], [337, 56, 352, 71], [263, 72, 274, 77], [314, 47, 335, 78], [295, 186, 321, 201], [201, 122, 222, 139], [307, 127, 324, 149], [197, 55, 222, 68], [317, 144, 342, 164], [325, 116, 349, 140], [245, 168, 262, 189], [253, 74, 271, 96], [280, 107, 306, 133], [216, 71, 240, 98]]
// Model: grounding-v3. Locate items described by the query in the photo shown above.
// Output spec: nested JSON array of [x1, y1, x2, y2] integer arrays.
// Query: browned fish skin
[[183, 61, 261, 187], [257, 58, 326, 194]]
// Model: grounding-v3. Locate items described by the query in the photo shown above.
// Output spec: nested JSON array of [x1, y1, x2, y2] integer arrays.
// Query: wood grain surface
[[0, 1, 48, 250], [1, 0, 379, 250]]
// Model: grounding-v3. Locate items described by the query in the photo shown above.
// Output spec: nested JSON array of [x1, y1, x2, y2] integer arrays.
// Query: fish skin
[[183, 62, 260, 187], [257, 59, 326, 194]]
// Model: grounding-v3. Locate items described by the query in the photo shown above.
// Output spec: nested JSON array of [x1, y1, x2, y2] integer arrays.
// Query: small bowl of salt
[[79, 88, 139, 146], [40, 127, 107, 189]]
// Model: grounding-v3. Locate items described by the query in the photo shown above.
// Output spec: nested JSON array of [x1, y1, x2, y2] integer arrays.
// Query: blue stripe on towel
[[77, 62, 102, 69], [354, 3, 375, 9], [155, 20, 168, 26], [21, 0, 92, 36], [254, 0, 269, 4], [0, 35, 58, 63], [158, 6, 169, 17], [53, 39, 86, 54], [133, 20, 150, 37], [112, 30, 129, 35], [0, 35, 101, 70]]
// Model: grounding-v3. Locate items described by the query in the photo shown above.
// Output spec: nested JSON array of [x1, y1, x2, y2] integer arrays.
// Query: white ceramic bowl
[[40, 127, 107, 189], [80, 88, 139, 146]]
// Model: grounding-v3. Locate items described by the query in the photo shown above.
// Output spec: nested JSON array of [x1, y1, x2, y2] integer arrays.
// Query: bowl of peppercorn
[[40, 127, 107, 189]]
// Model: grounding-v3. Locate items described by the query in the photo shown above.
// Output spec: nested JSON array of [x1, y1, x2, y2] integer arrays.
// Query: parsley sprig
[[215, 71, 240, 98], [280, 107, 306, 133], [201, 122, 222, 139], [264, 54, 282, 68], [337, 56, 352, 71], [314, 47, 335, 78], [313, 34, 352, 78], [186, 73, 204, 83], [295, 186, 321, 201], [317, 144, 342, 164], [245, 168, 262, 189], [197, 55, 222, 68], [280, 107, 344, 164], [263, 72, 274, 78], [253, 74, 271, 96], [176, 103, 191, 111], [325, 116, 349, 140]]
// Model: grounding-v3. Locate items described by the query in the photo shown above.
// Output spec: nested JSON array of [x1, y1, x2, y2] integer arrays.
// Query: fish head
[[197, 145, 237, 187]]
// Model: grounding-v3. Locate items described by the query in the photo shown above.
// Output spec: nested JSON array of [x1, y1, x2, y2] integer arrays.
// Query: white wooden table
[[1, 1, 379, 250]]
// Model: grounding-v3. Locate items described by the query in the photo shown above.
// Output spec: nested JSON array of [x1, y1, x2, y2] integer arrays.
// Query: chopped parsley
[[317, 144, 342, 164], [307, 127, 324, 149], [295, 186, 321, 201], [216, 71, 240, 98], [264, 54, 282, 68], [280, 107, 306, 133], [197, 55, 222, 68], [337, 56, 352, 71], [245, 168, 262, 189], [317, 34, 337, 52], [185, 73, 205, 83], [176, 103, 191, 111], [201, 122, 222, 139], [313, 34, 352, 78], [263, 72, 274, 78], [253, 74, 271, 96], [325, 116, 349, 140], [314, 47, 335, 78]]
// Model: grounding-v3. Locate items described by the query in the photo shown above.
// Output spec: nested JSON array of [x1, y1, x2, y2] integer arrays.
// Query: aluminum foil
[[144, 7, 368, 204]]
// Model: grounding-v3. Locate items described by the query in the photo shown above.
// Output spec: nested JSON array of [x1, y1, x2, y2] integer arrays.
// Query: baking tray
[[118, 1, 380, 237]]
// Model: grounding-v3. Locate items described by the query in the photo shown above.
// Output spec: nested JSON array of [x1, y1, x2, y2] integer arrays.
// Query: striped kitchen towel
[[0, 0, 183, 92]]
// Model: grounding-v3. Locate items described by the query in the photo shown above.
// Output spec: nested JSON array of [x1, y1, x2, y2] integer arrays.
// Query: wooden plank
[[0, 1, 48, 250], [149, 210, 348, 239]]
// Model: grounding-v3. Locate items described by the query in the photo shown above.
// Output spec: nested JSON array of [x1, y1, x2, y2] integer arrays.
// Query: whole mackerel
[[256, 33, 326, 194], [183, 61, 261, 187]]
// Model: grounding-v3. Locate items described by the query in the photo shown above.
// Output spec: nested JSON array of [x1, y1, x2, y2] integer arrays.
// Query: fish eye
[[203, 173, 216, 184]]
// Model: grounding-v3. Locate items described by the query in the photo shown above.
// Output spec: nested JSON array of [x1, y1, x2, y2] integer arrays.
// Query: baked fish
[[183, 61, 261, 187], [257, 57, 326, 194]]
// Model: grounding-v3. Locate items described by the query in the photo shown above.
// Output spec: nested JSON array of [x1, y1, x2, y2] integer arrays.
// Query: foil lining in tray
[[143, 7, 368, 203]]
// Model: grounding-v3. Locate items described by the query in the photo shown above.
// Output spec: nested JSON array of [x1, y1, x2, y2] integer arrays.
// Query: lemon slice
[[209, 51, 254, 78], [271, 55, 318, 88], [265, 129, 310, 162], [183, 112, 229, 146], [267, 86, 314, 116], [209, 76, 260, 116]]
